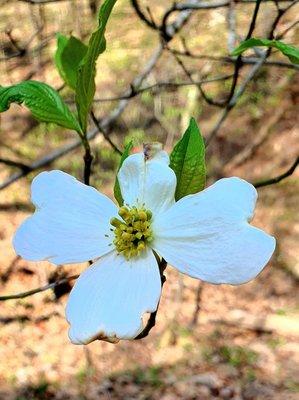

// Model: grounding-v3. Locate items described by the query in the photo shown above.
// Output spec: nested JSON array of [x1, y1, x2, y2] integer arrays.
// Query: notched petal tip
[[65, 251, 161, 345], [67, 306, 161, 345], [67, 314, 145, 345], [68, 326, 120, 345]]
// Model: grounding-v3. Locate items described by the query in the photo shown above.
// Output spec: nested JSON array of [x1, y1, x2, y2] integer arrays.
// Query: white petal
[[118, 151, 176, 215], [13, 170, 117, 264], [152, 177, 276, 284], [66, 250, 161, 344]]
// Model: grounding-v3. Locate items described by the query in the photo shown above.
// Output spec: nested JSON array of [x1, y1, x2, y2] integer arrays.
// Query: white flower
[[13, 150, 275, 345]]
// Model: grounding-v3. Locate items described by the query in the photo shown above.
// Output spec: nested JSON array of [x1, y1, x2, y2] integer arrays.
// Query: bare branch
[[206, 54, 267, 144], [130, 0, 157, 30], [166, 45, 225, 107], [0, 275, 78, 301], [0, 33, 54, 62], [277, 19, 299, 38], [0, 8, 194, 191], [0, 157, 31, 172], [90, 110, 122, 154], [5, 29, 26, 55], [90, 75, 233, 103], [206, 0, 298, 143], [160, 0, 293, 35], [171, 0, 293, 11], [254, 156, 299, 188], [227, 0, 237, 53], [225, 0, 262, 106], [0, 47, 163, 190], [168, 48, 299, 70]]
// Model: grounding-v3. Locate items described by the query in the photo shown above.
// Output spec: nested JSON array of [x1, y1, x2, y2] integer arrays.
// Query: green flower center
[[110, 206, 153, 259]]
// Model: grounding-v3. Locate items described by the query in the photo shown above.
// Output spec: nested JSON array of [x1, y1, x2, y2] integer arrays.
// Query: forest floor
[[0, 0, 298, 399]]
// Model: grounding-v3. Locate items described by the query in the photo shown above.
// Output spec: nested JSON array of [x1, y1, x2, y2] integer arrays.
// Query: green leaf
[[54, 33, 68, 85], [76, 0, 118, 133], [114, 141, 133, 206], [0, 80, 82, 133], [232, 38, 299, 64], [55, 34, 88, 90], [170, 118, 206, 200]]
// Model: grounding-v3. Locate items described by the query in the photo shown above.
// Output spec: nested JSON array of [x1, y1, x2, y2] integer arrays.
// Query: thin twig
[[254, 156, 299, 188], [168, 48, 299, 69], [206, 54, 267, 144], [0, 33, 54, 62], [277, 19, 299, 38], [0, 157, 31, 172], [189, 282, 204, 328], [130, 0, 157, 30], [90, 75, 233, 103], [166, 45, 225, 107], [225, 0, 262, 106], [206, 0, 298, 144], [90, 111, 122, 154], [0, 8, 193, 191], [5, 29, 26, 55], [227, 0, 237, 53], [171, 0, 292, 11], [0, 275, 78, 301]]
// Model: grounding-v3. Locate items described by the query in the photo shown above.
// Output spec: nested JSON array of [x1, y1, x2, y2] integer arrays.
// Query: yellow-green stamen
[[110, 206, 153, 259]]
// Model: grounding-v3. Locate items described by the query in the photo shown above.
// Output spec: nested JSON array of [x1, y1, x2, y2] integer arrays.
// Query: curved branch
[[254, 156, 299, 188], [130, 0, 157, 30]]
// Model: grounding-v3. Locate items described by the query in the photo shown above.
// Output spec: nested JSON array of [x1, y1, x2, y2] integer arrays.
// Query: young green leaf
[[114, 141, 133, 206], [170, 118, 206, 200], [55, 34, 88, 90], [0, 80, 82, 133], [232, 38, 299, 65], [55, 33, 68, 85], [76, 0, 118, 133]]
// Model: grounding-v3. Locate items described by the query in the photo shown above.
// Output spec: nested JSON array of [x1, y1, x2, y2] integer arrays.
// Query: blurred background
[[0, 0, 298, 399]]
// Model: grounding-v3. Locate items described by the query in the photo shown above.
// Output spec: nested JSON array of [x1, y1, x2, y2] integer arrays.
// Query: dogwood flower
[[13, 150, 275, 344]]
